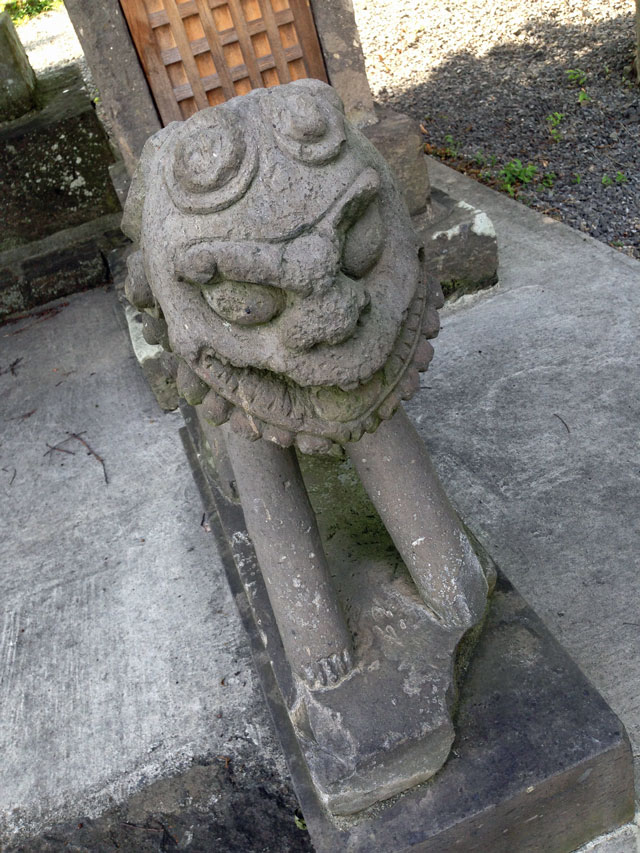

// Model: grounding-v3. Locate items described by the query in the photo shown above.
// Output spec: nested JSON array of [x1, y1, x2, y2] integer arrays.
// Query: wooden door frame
[[63, 0, 375, 174]]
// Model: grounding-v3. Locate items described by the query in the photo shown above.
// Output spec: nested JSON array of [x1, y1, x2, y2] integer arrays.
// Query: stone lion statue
[[123, 77, 488, 706], [122, 79, 490, 812]]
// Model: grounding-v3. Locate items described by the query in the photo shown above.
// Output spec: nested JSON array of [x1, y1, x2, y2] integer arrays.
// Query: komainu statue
[[123, 79, 492, 815]]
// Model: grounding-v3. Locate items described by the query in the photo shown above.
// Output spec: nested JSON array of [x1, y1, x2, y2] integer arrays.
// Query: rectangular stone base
[[180, 413, 634, 853]]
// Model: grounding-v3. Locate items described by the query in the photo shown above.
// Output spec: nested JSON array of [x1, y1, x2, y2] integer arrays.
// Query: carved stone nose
[[278, 229, 371, 352], [278, 272, 368, 353], [281, 232, 340, 297]]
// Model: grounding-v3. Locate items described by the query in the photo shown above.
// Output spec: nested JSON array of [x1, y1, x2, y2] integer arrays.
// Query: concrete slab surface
[[0, 291, 306, 850], [409, 159, 640, 847], [413, 158, 640, 783], [0, 157, 639, 851]]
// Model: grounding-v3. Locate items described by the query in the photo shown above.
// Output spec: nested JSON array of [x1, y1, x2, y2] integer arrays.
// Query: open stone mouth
[[194, 276, 435, 454]]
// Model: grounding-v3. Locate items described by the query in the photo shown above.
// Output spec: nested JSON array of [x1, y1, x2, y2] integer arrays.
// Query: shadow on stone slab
[[5, 749, 312, 853], [180, 411, 634, 853]]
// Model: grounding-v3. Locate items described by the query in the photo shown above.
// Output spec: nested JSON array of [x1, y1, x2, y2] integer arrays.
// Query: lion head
[[122, 79, 442, 454]]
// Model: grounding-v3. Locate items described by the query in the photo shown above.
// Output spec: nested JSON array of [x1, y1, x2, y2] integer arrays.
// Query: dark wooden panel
[[158, 9, 295, 66], [120, 0, 328, 123], [172, 43, 303, 101], [119, 0, 183, 123], [193, 0, 236, 99], [162, 0, 210, 109], [288, 0, 327, 81]]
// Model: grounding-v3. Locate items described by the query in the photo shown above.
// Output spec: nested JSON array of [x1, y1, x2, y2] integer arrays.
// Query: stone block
[[123, 303, 180, 411], [363, 106, 431, 216], [23, 241, 108, 305], [308, 0, 376, 128], [0, 12, 36, 122], [415, 186, 499, 298], [181, 411, 635, 853], [0, 66, 120, 252], [0, 212, 125, 320]]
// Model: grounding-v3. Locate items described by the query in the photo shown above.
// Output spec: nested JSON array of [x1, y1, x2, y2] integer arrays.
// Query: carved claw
[[301, 648, 353, 690]]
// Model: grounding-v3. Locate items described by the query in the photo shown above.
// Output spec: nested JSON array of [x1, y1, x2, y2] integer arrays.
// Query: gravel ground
[[16, 8, 86, 79], [353, 0, 640, 259]]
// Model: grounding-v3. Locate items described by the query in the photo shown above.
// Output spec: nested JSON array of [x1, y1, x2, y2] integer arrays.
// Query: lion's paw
[[301, 647, 353, 689]]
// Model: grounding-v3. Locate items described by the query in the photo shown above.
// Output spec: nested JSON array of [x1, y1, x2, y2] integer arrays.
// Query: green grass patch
[[1, 0, 62, 24]]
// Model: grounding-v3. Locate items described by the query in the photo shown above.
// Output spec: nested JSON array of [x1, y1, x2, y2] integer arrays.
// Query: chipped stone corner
[[413, 187, 499, 301]]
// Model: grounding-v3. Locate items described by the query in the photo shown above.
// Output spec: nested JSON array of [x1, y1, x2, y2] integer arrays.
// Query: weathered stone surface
[[0, 12, 36, 122], [0, 267, 26, 316], [24, 241, 108, 305], [363, 105, 431, 216], [123, 81, 491, 813], [0, 66, 119, 252], [3, 750, 312, 853], [308, 0, 376, 128], [0, 288, 309, 852], [184, 406, 490, 814], [415, 185, 499, 298], [635, 0, 640, 81], [122, 79, 441, 452], [123, 303, 180, 411]]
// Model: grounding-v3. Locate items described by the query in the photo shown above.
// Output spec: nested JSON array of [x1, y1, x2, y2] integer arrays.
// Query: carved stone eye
[[263, 87, 345, 165], [341, 200, 385, 279], [281, 94, 328, 143], [164, 108, 258, 214], [173, 122, 244, 195], [202, 281, 285, 326]]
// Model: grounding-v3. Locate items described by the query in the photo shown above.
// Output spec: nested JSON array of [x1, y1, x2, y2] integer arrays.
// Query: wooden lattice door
[[119, 0, 327, 124]]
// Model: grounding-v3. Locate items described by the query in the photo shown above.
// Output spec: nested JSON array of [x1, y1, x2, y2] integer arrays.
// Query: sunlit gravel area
[[16, 7, 84, 77], [14, 2, 640, 259], [353, 0, 639, 258]]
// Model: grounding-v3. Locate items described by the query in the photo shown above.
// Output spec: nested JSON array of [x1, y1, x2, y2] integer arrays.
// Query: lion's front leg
[[346, 406, 488, 629], [223, 427, 353, 689]]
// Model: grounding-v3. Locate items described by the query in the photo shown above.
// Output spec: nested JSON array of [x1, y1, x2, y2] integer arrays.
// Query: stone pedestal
[[363, 105, 431, 216], [0, 66, 124, 319], [181, 406, 634, 853], [415, 186, 499, 299]]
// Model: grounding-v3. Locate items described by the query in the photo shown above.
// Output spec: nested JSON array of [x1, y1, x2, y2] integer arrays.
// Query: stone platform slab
[[181, 411, 634, 853]]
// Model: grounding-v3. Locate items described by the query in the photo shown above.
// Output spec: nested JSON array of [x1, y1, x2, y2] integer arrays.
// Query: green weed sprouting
[[546, 112, 564, 141], [499, 159, 538, 196], [2, 0, 61, 22], [444, 134, 461, 157], [566, 68, 587, 86]]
